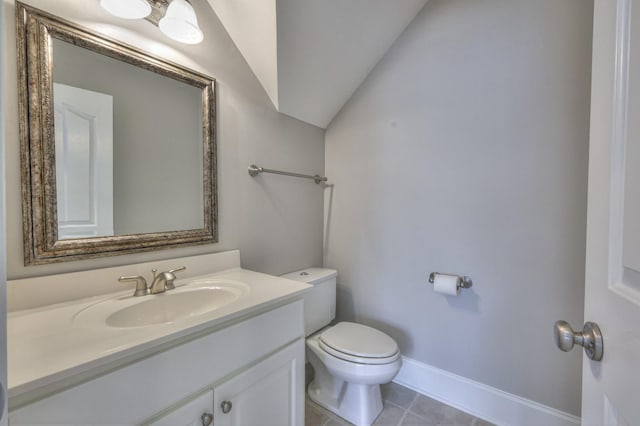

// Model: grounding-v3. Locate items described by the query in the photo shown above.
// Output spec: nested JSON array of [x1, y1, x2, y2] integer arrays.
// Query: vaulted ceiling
[[207, 0, 428, 128]]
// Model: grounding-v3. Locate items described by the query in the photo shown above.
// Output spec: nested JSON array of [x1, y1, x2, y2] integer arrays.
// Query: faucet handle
[[118, 275, 149, 297], [169, 266, 186, 274], [165, 266, 186, 290]]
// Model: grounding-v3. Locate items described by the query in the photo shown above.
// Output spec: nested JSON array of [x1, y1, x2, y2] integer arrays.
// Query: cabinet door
[[213, 340, 305, 426], [148, 390, 214, 426]]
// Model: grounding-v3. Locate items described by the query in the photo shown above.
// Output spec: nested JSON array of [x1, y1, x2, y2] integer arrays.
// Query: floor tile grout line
[[382, 398, 407, 411], [405, 391, 418, 415], [379, 398, 412, 426], [395, 408, 409, 426]]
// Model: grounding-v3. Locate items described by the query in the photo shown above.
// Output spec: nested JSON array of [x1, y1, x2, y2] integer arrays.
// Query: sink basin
[[106, 287, 239, 327], [74, 279, 250, 328]]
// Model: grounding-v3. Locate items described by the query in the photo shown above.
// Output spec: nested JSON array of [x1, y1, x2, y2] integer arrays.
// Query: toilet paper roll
[[433, 274, 460, 296]]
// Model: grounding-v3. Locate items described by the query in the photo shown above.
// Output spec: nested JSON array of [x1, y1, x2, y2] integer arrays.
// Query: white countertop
[[8, 267, 310, 405]]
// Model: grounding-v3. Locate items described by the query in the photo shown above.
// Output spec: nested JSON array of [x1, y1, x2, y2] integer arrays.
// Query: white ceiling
[[207, 0, 428, 128]]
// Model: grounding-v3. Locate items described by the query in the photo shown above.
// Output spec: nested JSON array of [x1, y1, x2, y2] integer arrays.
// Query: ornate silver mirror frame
[[17, 2, 217, 265]]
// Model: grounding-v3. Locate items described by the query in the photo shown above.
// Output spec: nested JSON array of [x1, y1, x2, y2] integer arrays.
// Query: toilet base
[[307, 378, 383, 426]]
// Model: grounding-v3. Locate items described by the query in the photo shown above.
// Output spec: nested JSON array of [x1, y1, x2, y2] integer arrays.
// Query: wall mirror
[[17, 3, 217, 265]]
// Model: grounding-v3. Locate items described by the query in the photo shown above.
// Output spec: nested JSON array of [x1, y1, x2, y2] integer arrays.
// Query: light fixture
[[100, 0, 203, 45], [159, 0, 204, 45], [100, 0, 152, 20]]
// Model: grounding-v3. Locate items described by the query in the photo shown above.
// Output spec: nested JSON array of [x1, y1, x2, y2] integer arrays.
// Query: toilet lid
[[319, 322, 399, 360]]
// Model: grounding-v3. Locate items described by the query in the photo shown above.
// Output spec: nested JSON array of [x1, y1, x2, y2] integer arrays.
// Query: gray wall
[[324, 0, 592, 416], [4, 0, 324, 281]]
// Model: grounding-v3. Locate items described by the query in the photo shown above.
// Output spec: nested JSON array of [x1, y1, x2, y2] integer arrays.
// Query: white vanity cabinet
[[9, 300, 305, 426], [148, 340, 303, 426]]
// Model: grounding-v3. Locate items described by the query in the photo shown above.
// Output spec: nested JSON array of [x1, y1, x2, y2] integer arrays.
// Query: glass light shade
[[159, 0, 204, 45], [100, 0, 151, 20]]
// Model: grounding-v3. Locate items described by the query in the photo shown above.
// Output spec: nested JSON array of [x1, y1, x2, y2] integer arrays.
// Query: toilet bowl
[[280, 268, 402, 426], [306, 322, 402, 426]]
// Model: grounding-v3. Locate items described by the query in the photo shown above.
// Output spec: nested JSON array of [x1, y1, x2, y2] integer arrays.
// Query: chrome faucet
[[118, 266, 186, 297], [149, 266, 186, 293]]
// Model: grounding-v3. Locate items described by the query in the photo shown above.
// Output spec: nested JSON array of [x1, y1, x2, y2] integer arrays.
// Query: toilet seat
[[319, 322, 400, 365]]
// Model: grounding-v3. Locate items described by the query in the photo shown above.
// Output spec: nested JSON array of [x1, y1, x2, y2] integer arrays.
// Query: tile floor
[[305, 381, 495, 426]]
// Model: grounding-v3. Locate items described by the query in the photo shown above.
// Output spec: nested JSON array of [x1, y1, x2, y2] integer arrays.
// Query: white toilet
[[281, 268, 402, 426]]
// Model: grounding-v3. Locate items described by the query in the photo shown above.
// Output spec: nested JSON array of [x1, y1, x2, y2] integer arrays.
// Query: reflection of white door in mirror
[[53, 83, 114, 240]]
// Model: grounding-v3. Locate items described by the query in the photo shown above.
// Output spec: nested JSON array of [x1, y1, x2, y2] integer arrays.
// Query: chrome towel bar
[[248, 164, 328, 184]]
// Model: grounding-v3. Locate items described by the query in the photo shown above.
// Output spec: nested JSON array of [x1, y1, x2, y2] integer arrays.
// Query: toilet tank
[[280, 268, 337, 336]]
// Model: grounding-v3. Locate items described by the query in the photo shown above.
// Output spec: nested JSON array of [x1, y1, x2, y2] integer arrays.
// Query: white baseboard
[[393, 356, 580, 426]]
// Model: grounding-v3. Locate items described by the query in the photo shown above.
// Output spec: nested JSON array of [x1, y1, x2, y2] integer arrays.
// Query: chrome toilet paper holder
[[428, 272, 473, 290]]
